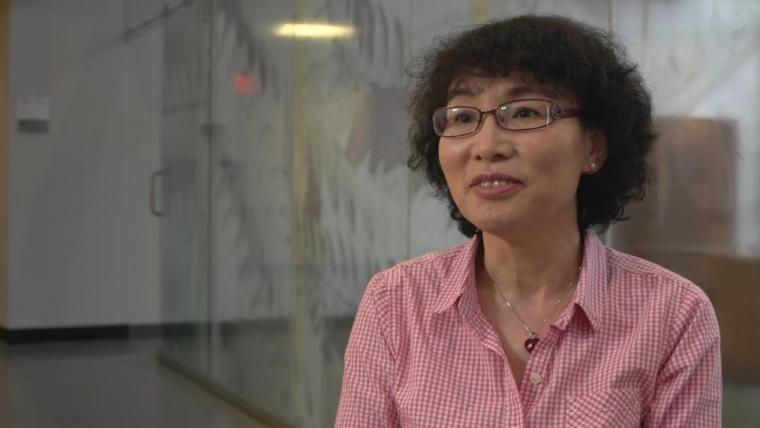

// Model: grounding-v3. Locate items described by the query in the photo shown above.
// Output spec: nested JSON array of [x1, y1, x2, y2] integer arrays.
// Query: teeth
[[479, 180, 511, 188]]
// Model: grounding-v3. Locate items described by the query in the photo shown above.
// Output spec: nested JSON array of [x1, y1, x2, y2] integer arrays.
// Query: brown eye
[[452, 109, 478, 124], [511, 107, 541, 119]]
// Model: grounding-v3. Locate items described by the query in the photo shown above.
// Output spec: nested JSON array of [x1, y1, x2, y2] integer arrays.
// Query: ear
[[583, 129, 608, 174]]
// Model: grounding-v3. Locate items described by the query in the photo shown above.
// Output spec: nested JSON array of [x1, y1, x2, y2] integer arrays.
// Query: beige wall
[[7, 0, 162, 328], [0, 0, 9, 327]]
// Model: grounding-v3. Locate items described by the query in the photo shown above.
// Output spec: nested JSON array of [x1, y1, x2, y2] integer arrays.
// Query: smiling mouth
[[477, 179, 516, 188], [470, 176, 522, 198]]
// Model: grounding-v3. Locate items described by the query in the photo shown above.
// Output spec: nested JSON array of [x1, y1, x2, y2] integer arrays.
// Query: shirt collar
[[432, 235, 480, 314], [431, 231, 608, 332], [564, 231, 608, 332]]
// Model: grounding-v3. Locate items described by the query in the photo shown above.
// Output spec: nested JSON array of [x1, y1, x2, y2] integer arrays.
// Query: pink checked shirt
[[335, 232, 722, 427]]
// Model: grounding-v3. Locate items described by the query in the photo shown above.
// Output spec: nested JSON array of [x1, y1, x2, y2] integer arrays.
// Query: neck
[[478, 223, 584, 302]]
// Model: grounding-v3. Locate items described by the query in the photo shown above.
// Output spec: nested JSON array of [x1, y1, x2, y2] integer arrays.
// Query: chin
[[468, 214, 523, 236]]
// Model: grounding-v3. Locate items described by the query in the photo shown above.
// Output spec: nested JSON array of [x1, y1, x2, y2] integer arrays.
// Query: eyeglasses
[[432, 99, 580, 138]]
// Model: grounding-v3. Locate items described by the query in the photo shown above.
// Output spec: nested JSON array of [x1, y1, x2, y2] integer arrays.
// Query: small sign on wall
[[16, 97, 51, 133]]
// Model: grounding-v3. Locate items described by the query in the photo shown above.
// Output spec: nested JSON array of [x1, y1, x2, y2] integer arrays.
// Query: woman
[[336, 15, 721, 427]]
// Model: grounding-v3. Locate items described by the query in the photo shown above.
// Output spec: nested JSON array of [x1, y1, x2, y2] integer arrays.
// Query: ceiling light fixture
[[274, 22, 354, 38]]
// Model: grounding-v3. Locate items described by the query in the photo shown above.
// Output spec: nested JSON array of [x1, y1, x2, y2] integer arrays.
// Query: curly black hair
[[407, 15, 655, 237]]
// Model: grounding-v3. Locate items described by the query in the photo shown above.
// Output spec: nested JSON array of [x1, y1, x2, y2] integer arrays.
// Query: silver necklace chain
[[490, 265, 582, 339]]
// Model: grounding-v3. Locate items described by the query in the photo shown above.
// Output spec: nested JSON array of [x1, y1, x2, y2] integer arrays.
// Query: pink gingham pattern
[[335, 232, 722, 427]]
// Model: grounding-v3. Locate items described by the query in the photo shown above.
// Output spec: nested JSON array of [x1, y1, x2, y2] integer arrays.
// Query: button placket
[[521, 329, 557, 407]]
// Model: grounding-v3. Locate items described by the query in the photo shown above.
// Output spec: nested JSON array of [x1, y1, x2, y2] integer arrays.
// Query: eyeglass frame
[[432, 98, 581, 138]]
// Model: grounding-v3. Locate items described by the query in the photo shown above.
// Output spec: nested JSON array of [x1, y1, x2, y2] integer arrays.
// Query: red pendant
[[524, 337, 539, 353]]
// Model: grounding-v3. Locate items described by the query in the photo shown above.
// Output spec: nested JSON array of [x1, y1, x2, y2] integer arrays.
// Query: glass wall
[[160, 1, 760, 426], [160, 0, 212, 381]]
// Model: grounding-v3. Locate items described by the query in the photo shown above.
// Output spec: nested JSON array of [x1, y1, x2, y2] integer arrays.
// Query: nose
[[472, 112, 515, 161]]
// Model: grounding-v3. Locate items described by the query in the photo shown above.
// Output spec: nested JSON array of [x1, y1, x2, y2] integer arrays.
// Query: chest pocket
[[565, 388, 641, 428]]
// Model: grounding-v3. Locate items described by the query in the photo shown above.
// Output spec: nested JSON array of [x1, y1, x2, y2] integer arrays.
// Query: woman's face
[[438, 75, 605, 236]]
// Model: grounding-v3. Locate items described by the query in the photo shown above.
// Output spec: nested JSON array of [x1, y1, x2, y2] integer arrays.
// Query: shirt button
[[529, 372, 542, 384]]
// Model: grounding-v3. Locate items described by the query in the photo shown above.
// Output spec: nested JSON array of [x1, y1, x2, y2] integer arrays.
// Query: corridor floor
[[0, 337, 269, 428], [2, 336, 760, 427]]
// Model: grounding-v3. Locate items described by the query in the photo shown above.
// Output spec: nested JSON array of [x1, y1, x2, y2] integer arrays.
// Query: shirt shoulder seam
[[366, 271, 399, 363]]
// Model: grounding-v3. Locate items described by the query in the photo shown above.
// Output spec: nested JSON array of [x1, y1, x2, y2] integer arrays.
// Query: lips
[[470, 173, 523, 198], [471, 173, 522, 188], [478, 179, 514, 188]]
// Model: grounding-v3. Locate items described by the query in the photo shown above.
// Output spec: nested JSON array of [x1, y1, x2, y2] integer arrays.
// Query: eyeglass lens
[[434, 100, 553, 137]]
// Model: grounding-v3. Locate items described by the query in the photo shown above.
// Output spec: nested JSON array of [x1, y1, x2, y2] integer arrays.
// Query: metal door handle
[[150, 170, 167, 217]]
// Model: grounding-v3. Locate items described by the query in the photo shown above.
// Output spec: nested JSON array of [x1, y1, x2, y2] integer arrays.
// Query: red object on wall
[[234, 74, 254, 95]]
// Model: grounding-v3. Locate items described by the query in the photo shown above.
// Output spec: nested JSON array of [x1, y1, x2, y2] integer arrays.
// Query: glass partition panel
[[160, 0, 212, 377], [206, 1, 417, 425], [206, 0, 296, 422]]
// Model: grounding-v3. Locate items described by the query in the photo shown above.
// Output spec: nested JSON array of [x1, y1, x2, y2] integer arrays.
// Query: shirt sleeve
[[644, 288, 722, 427], [335, 274, 400, 427]]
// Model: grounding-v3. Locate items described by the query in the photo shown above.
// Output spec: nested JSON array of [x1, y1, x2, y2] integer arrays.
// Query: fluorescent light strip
[[275, 23, 354, 38]]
